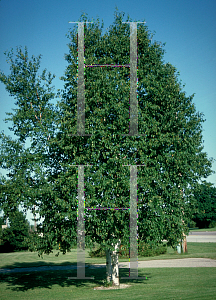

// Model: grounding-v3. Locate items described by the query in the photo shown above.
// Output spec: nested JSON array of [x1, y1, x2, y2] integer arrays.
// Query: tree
[[0, 215, 5, 237], [0, 46, 58, 248], [0, 216, 4, 226], [0, 9, 214, 286], [192, 181, 216, 228], [0, 208, 30, 252]]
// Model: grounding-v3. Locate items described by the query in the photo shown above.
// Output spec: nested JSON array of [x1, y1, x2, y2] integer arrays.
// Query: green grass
[[163, 242, 216, 260], [189, 227, 216, 232], [0, 242, 215, 270], [0, 243, 215, 299], [0, 268, 215, 299]]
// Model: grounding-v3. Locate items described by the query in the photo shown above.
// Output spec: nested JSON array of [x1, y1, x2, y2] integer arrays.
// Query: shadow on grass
[[0, 260, 79, 270], [0, 252, 189, 271], [0, 267, 151, 292]]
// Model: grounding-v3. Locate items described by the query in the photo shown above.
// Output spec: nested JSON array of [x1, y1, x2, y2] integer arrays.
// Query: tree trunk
[[105, 238, 121, 286], [182, 233, 187, 253]]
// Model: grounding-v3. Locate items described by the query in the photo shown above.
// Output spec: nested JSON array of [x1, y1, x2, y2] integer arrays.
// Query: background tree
[[0, 9, 214, 286], [0, 216, 4, 226], [0, 46, 58, 247], [191, 181, 216, 228], [0, 208, 30, 252], [0, 215, 5, 238]]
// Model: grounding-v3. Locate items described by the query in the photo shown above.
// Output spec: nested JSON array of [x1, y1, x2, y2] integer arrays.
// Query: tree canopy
[[192, 181, 216, 228], [0, 209, 30, 252]]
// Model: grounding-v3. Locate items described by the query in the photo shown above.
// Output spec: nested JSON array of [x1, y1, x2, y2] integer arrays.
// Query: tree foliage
[[192, 181, 216, 228], [0, 9, 214, 260], [0, 47, 58, 251], [0, 215, 5, 237], [0, 209, 30, 252]]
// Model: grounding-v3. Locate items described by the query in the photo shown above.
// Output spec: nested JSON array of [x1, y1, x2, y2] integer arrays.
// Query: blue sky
[[0, 0, 215, 222]]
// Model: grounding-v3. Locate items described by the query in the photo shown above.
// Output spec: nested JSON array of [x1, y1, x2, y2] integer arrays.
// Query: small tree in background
[[0, 208, 30, 252], [192, 181, 216, 228], [0, 215, 5, 238]]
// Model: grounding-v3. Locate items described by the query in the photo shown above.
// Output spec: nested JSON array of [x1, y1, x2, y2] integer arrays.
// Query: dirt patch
[[94, 284, 131, 290]]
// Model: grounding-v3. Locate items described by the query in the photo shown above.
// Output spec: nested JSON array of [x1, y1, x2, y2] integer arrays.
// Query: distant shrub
[[88, 241, 167, 258], [209, 221, 216, 228], [0, 210, 30, 253], [188, 220, 197, 228]]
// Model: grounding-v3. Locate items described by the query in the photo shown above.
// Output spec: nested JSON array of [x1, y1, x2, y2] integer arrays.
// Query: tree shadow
[[0, 266, 151, 292], [0, 260, 79, 270]]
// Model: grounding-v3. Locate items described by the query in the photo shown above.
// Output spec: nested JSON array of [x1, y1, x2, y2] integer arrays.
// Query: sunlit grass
[[190, 227, 216, 232], [0, 268, 215, 300], [0, 242, 215, 299], [0, 242, 215, 269]]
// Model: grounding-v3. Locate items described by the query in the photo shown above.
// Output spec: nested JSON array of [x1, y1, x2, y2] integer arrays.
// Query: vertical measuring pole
[[77, 165, 85, 278], [121, 21, 145, 137], [77, 23, 85, 135], [130, 23, 138, 136], [121, 165, 146, 280], [69, 21, 92, 137], [68, 165, 94, 280], [129, 165, 138, 277]]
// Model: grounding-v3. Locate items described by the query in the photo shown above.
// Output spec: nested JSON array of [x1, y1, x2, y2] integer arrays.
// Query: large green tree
[[0, 9, 214, 286]]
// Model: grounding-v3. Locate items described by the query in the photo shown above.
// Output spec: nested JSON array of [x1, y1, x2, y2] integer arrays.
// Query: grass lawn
[[0, 242, 215, 270], [0, 243, 215, 299], [0, 267, 215, 299], [189, 227, 216, 232]]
